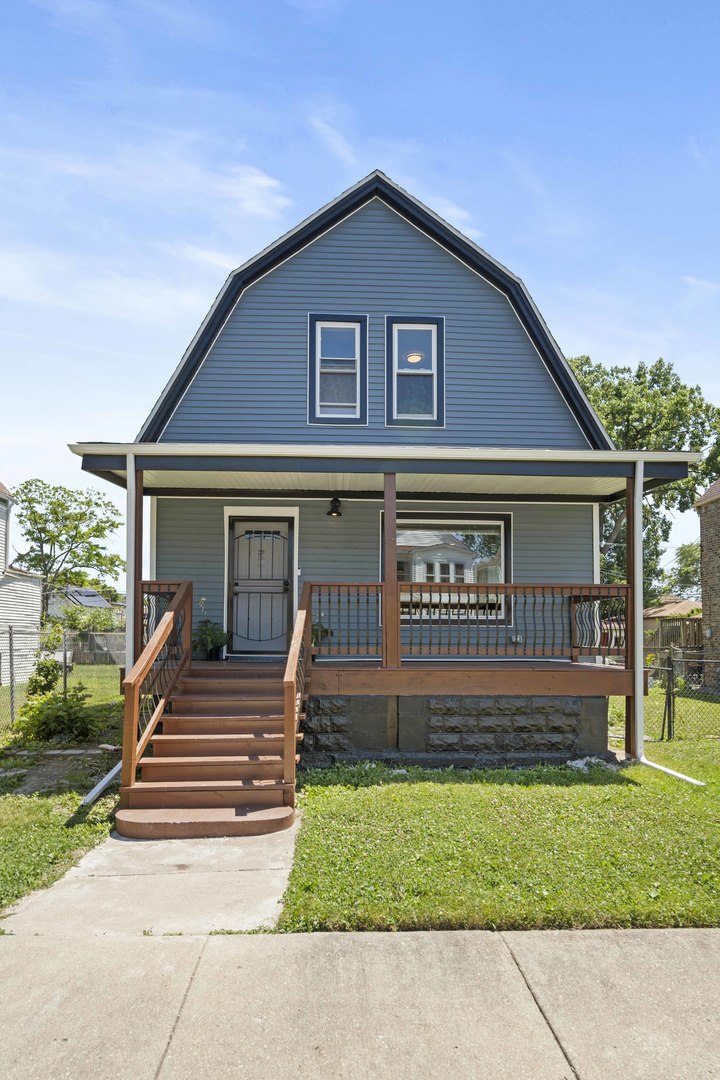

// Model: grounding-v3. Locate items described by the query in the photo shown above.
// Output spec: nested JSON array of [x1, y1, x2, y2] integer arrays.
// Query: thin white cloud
[[162, 243, 241, 273], [310, 113, 357, 167], [31, 0, 221, 42], [682, 275, 720, 295], [0, 246, 212, 325], [427, 196, 485, 242], [0, 140, 292, 223]]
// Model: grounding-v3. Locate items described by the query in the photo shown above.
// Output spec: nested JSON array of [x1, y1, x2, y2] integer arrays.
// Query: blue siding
[[160, 200, 589, 449], [155, 497, 594, 629]]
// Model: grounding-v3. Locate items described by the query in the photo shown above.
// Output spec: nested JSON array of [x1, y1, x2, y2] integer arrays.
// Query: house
[[696, 479, 720, 651], [643, 594, 703, 652], [70, 171, 699, 838], [47, 584, 124, 626], [0, 481, 42, 687]]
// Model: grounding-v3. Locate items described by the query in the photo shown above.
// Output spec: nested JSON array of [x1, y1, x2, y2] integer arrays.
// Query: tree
[[660, 542, 701, 600], [11, 479, 125, 620], [569, 357, 720, 602]]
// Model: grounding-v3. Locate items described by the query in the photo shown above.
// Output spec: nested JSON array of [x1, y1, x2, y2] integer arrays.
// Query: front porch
[[71, 441, 699, 835]]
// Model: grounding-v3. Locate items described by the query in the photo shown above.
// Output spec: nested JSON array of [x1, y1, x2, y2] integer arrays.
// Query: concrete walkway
[[1, 833, 719, 1078], [2, 824, 299, 936]]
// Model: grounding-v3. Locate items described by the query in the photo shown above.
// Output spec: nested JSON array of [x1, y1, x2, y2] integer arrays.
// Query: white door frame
[[223, 506, 300, 654]]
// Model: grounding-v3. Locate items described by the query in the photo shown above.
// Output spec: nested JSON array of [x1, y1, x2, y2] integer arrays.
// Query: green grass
[[0, 790, 116, 912], [609, 686, 720, 742], [1, 665, 123, 751], [279, 747, 720, 932]]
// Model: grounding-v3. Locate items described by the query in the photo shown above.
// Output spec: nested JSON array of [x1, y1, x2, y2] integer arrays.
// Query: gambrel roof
[[137, 171, 613, 449]]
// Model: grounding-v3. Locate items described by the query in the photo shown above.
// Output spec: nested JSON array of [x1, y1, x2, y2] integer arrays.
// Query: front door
[[229, 519, 293, 654]]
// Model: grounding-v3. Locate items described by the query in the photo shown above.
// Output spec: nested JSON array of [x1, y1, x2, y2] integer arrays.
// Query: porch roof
[[70, 442, 701, 503]]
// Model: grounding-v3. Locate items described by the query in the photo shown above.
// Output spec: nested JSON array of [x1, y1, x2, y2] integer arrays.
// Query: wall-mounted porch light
[[327, 497, 342, 518]]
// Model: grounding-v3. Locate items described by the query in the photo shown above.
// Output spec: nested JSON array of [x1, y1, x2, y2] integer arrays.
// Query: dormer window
[[386, 317, 444, 426], [308, 315, 368, 425]]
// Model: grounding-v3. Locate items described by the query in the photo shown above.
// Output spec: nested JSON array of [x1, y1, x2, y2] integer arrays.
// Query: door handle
[[283, 580, 290, 593]]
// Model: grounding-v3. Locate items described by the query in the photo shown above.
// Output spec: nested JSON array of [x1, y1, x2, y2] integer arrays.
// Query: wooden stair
[[116, 662, 298, 839]]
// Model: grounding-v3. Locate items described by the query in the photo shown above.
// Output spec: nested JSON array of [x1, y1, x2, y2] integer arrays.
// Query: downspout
[[633, 458, 704, 787]]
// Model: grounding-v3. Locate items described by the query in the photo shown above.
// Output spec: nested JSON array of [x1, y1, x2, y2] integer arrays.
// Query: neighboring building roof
[[644, 594, 702, 619], [695, 479, 720, 508], [55, 586, 112, 610], [136, 170, 614, 450], [0, 481, 12, 503], [397, 530, 476, 554]]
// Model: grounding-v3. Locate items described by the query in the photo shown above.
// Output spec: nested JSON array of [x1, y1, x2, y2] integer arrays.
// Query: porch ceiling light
[[327, 497, 342, 518], [406, 351, 423, 364]]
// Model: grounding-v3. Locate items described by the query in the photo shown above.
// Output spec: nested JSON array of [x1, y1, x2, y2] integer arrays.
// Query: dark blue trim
[[137, 173, 612, 447], [81, 453, 689, 481], [307, 315, 368, 426], [385, 316, 445, 428]]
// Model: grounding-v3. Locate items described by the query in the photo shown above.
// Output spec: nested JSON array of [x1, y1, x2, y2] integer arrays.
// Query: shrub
[[17, 685, 94, 742], [26, 657, 61, 698]]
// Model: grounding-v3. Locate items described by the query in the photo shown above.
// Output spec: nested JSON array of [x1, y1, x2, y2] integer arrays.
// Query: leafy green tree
[[569, 357, 720, 602], [11, 479, 124, 620], [659, 542, 701, 600]]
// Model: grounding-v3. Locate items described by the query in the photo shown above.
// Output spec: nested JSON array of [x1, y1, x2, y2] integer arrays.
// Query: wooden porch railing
[[303, 581, 630, 666], [136, 580, 188, 658], [283, 583, 313, 802], [121, 581, 192, 802]]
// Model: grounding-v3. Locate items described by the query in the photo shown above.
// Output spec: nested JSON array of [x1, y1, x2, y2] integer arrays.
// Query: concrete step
[[140, 755, 290, 782], [115, 804, 295, 839], [124, 778, 289, 809], [150, 733, 286, 756]]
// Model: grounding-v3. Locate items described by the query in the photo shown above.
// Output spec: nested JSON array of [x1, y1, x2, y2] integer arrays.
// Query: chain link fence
[[0, 626, 125, 729], [658, 651, 720, 741]]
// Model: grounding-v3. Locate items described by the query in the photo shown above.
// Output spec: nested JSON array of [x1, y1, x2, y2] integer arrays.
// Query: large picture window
[[391, 516, 512, 622], [308, 314, 367, 425], [386, 317, 444, 426]]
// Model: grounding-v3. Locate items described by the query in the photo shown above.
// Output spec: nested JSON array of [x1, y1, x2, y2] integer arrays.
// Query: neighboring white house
[[0, 481, 42, 684]]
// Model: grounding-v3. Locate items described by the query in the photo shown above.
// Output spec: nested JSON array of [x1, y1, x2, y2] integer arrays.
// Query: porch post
[[383, 473, 401, 668], [124, 455, 136, 670], [624, 476, 635, 756], [632, 459, 645, 758], [132, 469, 144, 662]]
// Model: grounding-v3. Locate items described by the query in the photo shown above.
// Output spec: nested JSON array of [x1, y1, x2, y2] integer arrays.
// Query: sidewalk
[[1, 831, 719, 1078], [1, 926, 718, 1079]]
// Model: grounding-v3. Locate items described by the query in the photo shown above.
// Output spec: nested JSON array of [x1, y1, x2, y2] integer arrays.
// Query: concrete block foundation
[[303, 694, 609, 764]]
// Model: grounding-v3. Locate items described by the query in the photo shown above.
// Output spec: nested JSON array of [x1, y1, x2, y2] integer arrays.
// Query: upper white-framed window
[[308, 314, 368, 425], [386, 316, 445, 427]]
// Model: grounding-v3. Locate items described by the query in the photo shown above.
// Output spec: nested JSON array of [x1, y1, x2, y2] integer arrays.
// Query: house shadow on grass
[[296, 760, 639, 791]]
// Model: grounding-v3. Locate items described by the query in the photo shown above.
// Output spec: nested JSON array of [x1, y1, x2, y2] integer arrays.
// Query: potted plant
[[192, 620, 229, 661]]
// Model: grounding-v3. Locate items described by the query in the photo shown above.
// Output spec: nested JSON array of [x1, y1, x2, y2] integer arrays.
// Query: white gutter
[[68, 442, 703, 465], [630, 459, 704, 787]]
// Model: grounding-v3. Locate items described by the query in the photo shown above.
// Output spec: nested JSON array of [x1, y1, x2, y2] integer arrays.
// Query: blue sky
[[2, 0, 719, 579]]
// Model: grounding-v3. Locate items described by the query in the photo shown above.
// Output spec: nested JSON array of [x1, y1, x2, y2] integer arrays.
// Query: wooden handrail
[[120, 580, 193, 799], [282, 583, 313, 804]]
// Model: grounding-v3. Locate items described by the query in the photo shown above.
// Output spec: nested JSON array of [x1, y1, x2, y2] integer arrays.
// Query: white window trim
[[392, 322, 438, 421], [315, 320, 361, 420]]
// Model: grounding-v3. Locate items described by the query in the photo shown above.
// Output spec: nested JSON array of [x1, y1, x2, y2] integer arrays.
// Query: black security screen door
[[229, 519, 292, 653]]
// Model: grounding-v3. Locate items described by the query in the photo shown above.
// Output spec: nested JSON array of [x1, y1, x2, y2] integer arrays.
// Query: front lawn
[[279, 743, 720, 932], [0, 791, 116, 912]]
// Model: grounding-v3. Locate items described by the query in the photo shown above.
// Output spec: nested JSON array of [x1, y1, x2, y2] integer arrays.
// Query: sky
[[1, 0, 719, 584]]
